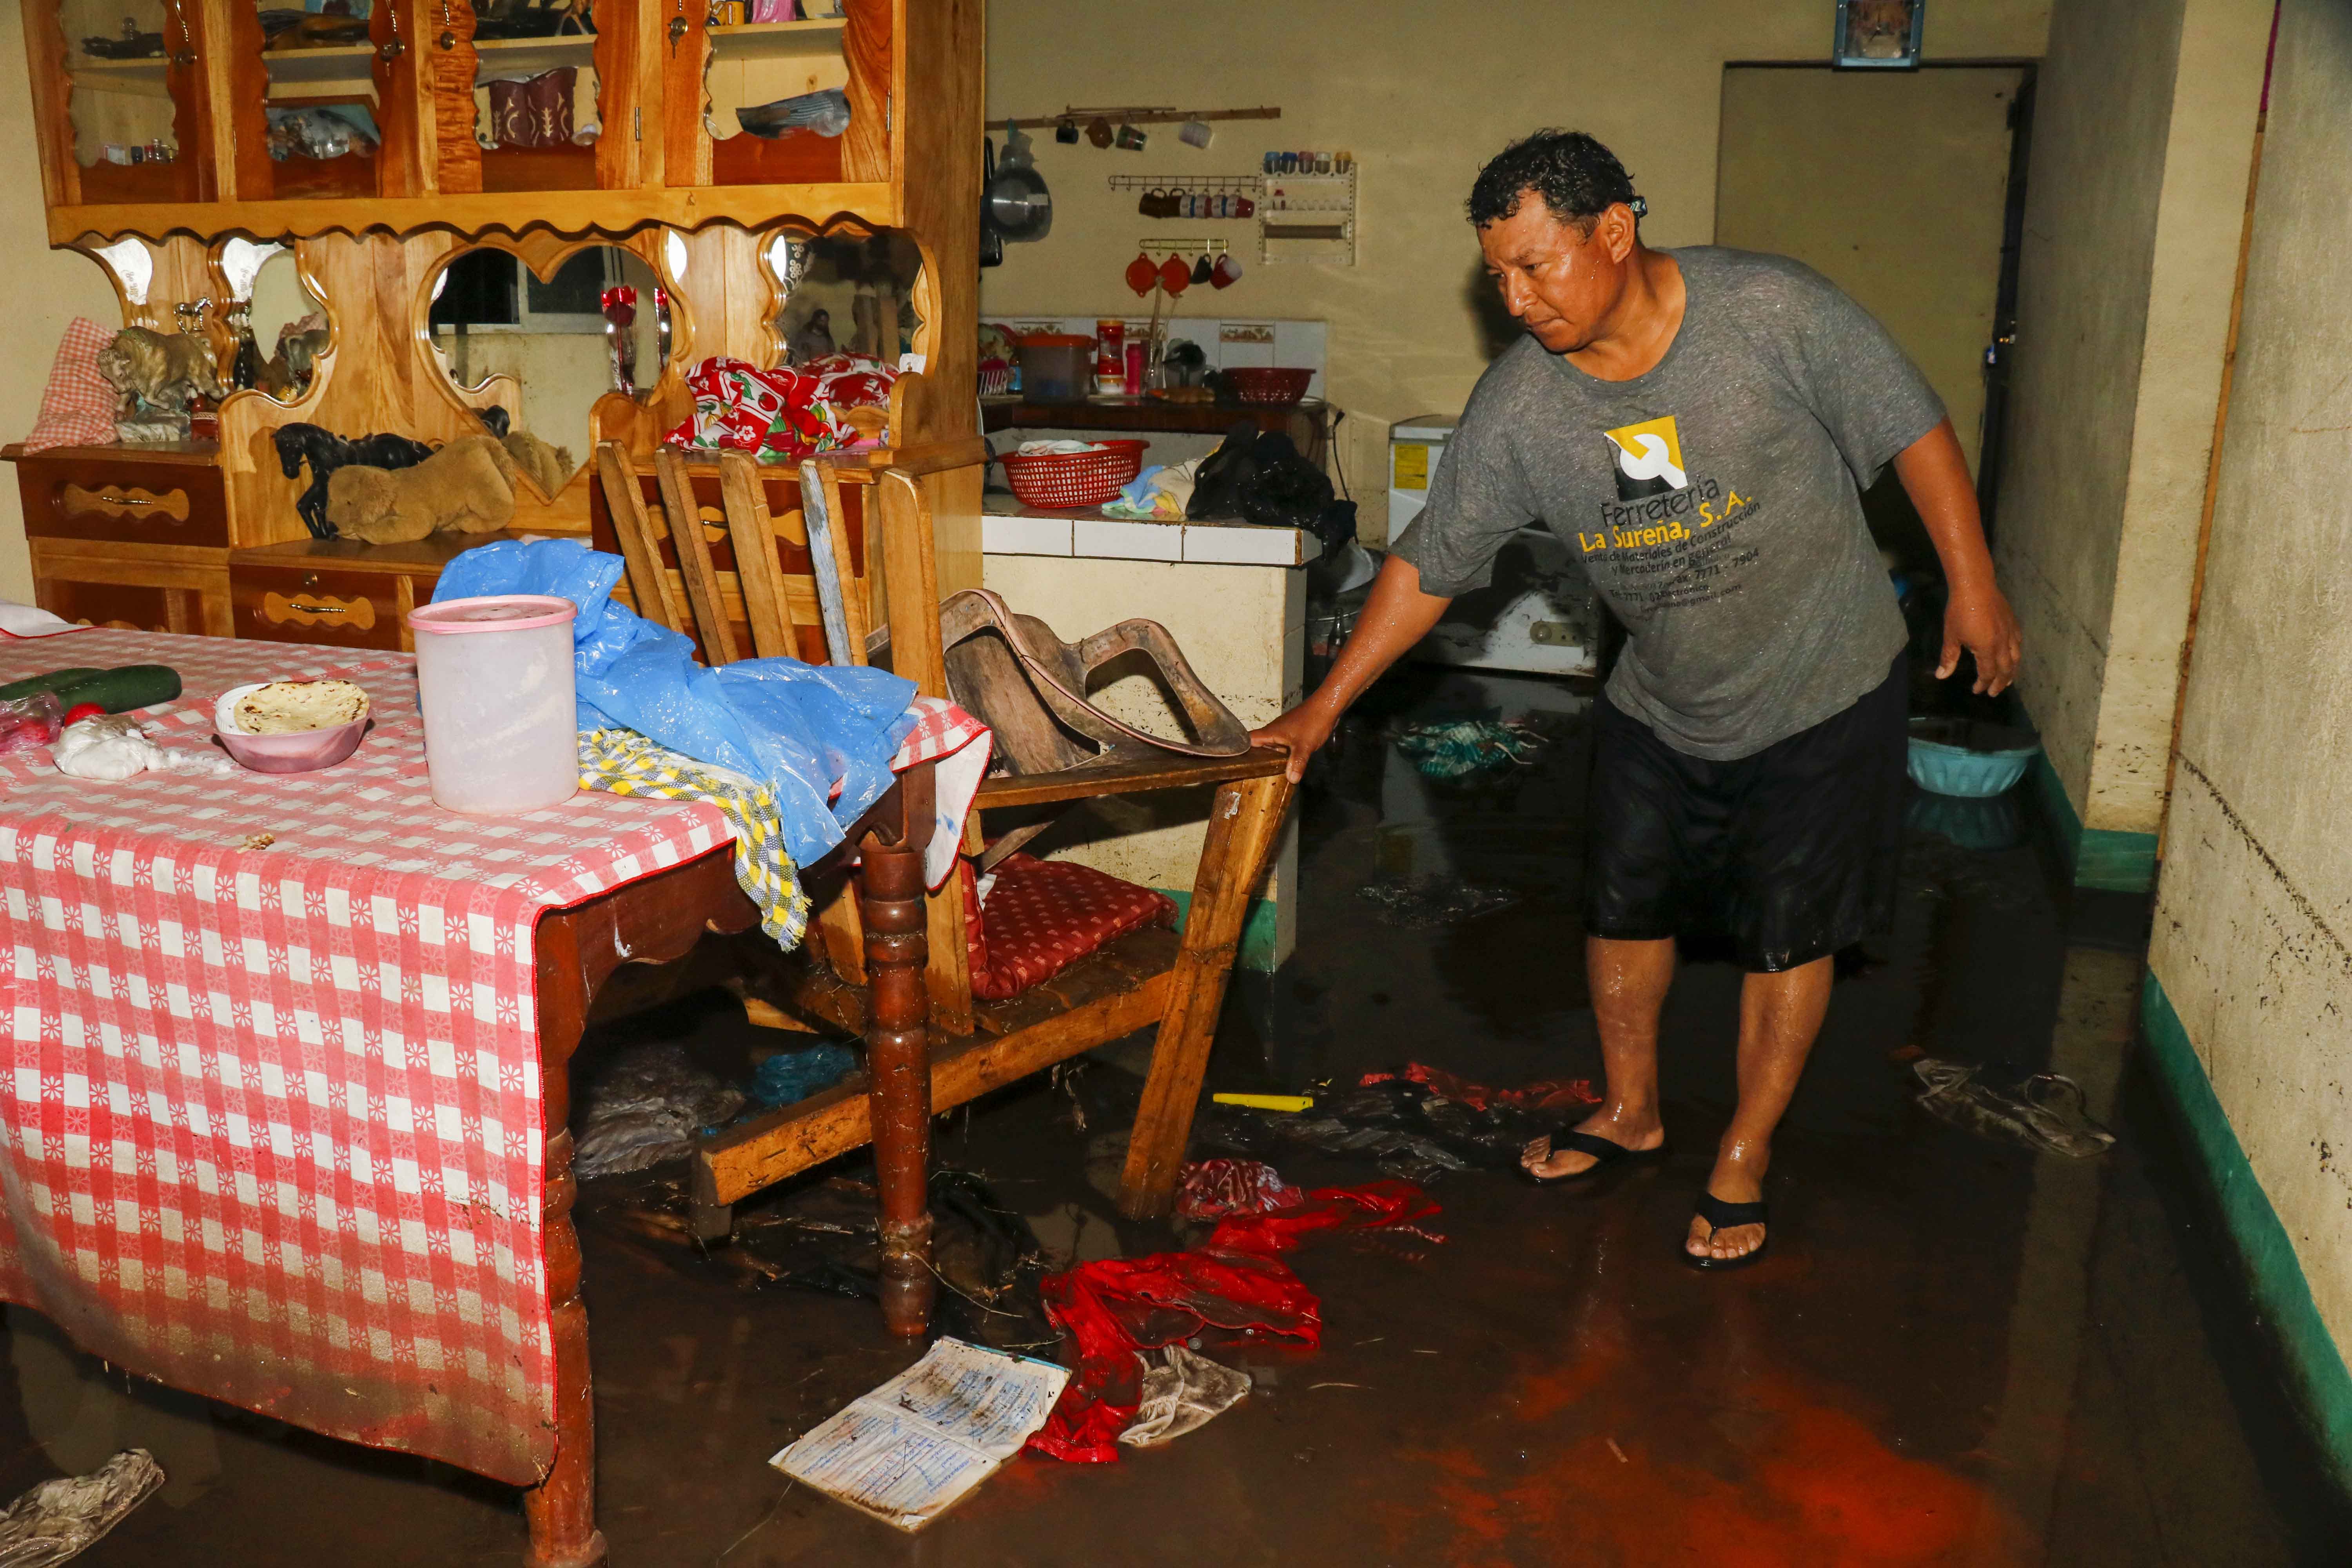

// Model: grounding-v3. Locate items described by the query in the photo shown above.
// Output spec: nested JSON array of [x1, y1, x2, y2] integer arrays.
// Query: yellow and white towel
[[578, 727, 811, 952]]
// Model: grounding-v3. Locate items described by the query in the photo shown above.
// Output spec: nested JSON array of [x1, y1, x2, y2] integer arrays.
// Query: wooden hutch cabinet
[[8, 0, 983, 643]]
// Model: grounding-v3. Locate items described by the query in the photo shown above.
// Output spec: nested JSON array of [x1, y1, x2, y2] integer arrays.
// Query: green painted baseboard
[[2140, 971, 2352, 1489], [1155, 889, 1280, 973], [2029, 750, 2159, 893]]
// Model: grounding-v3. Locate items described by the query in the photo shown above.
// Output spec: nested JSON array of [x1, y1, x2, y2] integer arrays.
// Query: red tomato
[[61, 703, 105, 728]]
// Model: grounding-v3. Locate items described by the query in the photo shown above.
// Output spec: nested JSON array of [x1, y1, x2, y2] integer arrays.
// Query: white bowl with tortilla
[[213, 679, 371, 773]]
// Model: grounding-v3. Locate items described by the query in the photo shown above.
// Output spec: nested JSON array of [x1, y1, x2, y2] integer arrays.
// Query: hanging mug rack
[[1107, 174, 1263, 193]]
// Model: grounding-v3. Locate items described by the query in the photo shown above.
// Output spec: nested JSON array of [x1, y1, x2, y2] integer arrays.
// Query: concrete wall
[[981, 0, 2052, 501], [0, 0, 131, 606], [1994, 0, 2268, 870], [1715, 65, 2024, 475], [2149, 0, 2352, 1416]]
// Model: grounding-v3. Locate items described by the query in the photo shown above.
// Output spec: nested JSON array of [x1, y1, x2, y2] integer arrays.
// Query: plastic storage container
[[407, 594, 579, 814], [1017, 333, 1095, 403]]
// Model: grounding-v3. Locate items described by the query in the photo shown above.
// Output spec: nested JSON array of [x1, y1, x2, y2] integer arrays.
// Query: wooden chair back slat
[[594, 442, 688, 633], [653, 447, 742, 666], [716, 450, 804, 661], [875, 470, 948, 699]]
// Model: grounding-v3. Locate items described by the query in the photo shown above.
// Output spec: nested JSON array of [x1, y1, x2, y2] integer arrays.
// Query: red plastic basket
[[998, 439, 1150, 508], [1220, 366, 1314, 407]]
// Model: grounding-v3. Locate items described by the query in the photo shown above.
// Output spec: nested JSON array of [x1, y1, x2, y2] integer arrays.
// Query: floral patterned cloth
[[661, 354, 897, 461]]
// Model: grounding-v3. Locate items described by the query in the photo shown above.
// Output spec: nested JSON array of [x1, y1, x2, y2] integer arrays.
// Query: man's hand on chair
[[1252, 701, 1341, 784]]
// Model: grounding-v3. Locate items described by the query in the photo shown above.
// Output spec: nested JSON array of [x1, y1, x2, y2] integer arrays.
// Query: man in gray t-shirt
[[1254, 130, 2020, 1270]]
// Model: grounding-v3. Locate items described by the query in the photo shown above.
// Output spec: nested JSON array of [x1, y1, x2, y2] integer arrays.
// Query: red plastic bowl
[[1220, 367, 1314, 407]]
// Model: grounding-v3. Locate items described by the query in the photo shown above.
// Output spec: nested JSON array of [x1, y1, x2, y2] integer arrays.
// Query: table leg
[[526, 911, 608, 1568], [858, 837, 936, 1338], [524, 1128, 605, 1568]]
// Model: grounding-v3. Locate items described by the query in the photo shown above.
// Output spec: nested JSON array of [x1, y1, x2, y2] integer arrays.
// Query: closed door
[[1715, 64, 2024, 474]]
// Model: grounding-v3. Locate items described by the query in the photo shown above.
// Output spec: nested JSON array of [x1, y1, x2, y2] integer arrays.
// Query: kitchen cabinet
[[7, 0, 983, 637]]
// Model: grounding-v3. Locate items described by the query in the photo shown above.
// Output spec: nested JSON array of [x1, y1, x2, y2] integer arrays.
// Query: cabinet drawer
[[30, 542, 232, 639], [14, 457, 229, 549], [232, 565, 411, 651]]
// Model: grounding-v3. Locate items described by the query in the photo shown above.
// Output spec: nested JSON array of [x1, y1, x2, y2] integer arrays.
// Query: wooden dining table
[[0, 625, 970, 1567]]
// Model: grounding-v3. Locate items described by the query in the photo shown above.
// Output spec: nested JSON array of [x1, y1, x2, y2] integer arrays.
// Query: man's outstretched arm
[[1250, 554, 1455, 782], [1894, 417, 2022, 695]]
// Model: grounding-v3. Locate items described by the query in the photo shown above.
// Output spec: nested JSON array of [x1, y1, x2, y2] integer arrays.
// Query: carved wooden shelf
[[470, 34, 602, 76], [709, 18, 848, 58]]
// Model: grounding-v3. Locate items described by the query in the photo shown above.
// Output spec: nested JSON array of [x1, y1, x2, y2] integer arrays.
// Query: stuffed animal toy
[[274, 423, 437, 539], [96, 327, 227, 415], [325, 435, 517, 544], [500, 429, 575, 497]]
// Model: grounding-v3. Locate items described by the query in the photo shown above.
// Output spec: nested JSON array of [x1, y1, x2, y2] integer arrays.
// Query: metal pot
[[986, 122, 1053, 243]]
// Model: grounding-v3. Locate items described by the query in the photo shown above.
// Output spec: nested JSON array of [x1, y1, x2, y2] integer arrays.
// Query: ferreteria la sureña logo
[[1603, 415, 1688, 498]]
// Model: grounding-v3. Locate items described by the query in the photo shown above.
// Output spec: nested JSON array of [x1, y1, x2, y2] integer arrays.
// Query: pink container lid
[[406, 594, 578, 635]]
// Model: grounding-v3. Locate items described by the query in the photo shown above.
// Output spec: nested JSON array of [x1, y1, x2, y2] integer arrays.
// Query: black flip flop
[[1683, 1191, 1769, 1271], [1518, 1129, 1669, 1187]]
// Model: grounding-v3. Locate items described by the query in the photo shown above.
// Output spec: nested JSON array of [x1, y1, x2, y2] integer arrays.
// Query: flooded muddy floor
[[2, 668, 2346, 1565]]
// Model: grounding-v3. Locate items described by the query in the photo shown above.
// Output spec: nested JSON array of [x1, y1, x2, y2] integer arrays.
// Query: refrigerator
[[1388, 414, 1599, 679]]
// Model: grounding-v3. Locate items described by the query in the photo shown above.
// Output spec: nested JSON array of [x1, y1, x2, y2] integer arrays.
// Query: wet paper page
[[771, 1338, 1069, 1531]]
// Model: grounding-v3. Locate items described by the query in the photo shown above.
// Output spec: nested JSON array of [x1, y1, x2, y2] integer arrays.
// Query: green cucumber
[[0, 668, 104, 702], [45, 665, 184, 715]]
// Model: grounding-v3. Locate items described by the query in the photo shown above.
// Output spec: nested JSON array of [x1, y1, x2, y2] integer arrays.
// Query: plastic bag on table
[[0, 694, 62, 757], [434, 537, 919, 866]]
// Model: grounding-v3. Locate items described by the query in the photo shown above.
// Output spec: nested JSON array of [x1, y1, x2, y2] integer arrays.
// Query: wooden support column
[[1118, 771, 1294, 1219]]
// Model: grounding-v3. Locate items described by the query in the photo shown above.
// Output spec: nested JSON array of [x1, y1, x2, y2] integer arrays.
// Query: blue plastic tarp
[[433, 537, 917, 866]]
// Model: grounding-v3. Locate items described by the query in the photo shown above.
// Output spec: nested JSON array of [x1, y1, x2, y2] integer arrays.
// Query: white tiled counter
[[979, 499, 1318, 970]]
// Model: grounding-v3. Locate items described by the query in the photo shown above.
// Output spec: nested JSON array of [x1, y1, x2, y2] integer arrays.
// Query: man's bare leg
[[1687, 955, 1834, 1261], [1522, 936, 1675, 1178]]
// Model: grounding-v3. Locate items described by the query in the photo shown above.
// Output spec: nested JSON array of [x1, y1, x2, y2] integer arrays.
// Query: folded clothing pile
[[664, 354, 896, 461], [1101, 457, 1201, 521]]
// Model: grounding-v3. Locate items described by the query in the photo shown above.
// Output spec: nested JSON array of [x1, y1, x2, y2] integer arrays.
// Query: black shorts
[[1584, 656, 1906, 973]]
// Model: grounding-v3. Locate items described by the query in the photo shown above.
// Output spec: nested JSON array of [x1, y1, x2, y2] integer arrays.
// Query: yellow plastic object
[[1210, 1093, 1314, 1113]]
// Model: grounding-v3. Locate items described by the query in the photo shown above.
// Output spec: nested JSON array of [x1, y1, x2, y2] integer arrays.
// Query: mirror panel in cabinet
[[57, 0, 202, 203], [469, 0, 603, 192], [770, 231, 921, 368], [224, 242, 330, 401], [428, 243, 670, 492], [250, 0, 383, 200]]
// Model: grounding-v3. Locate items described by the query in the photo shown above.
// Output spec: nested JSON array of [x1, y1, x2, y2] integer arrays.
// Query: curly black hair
[[1467, 130, 1638, 230]]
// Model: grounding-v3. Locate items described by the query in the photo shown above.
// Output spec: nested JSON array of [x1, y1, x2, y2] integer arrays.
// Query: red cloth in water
[[1204, 1179, 1441, 1256], [1357, 1061, 1600, 1114], [1026, 1180, 1439, 1463], [1174, 1158, 1301, 1221]]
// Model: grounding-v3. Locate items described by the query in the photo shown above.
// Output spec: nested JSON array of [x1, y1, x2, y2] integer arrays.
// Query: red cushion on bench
[[962, 853, 1176, 1002]]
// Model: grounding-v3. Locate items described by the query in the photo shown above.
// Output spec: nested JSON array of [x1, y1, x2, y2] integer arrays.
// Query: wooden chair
[[591, 441, 1294, 1337]]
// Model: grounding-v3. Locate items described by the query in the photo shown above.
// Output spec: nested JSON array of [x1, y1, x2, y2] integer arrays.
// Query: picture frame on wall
[[1833, 0, 1925, 68]]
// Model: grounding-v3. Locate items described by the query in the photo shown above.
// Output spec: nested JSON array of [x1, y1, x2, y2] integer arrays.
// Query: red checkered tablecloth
[[0, 629, 968, 1485]]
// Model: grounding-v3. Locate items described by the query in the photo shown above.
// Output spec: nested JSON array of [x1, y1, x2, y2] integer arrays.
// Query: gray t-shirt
[[1394, 246, 1942, 760]]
